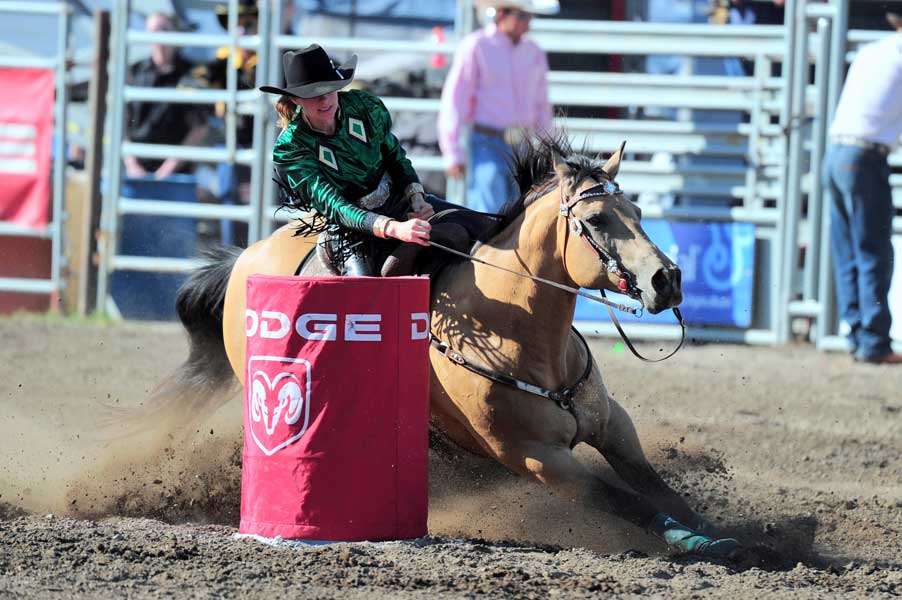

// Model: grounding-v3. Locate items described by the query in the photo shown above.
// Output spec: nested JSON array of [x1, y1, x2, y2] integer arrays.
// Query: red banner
[[0, 68, 55, 228], [240, 275, 431, 541]]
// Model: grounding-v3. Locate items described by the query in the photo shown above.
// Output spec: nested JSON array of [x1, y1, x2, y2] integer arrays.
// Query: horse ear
[[601, 140, 627, 179], [551, 148, 570, 182]]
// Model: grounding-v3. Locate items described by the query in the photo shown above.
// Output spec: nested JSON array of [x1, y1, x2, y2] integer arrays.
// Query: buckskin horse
[[168, 137, 739, 558]]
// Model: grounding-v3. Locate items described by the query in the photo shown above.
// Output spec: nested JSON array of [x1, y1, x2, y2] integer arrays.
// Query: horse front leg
[[501, 440, 738, 559], [590, 394, 712, 534], [502, 440, 659, 530]]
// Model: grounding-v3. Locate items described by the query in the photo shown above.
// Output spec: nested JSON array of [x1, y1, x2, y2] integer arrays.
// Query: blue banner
[[574, 220, 756, 328]]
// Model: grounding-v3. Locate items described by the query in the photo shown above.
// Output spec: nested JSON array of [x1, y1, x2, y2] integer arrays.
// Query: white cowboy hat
[[475, 0, 560, 15]]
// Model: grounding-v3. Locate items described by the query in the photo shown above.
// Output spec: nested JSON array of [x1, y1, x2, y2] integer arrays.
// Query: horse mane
[[487, 131, 608, 236]]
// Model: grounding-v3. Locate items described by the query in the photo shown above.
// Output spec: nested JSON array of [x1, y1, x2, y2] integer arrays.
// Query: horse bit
[[429, 178, 686, 414]]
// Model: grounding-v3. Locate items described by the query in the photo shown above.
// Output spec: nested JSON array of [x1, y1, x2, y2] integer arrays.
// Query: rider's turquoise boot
[[650, 513, 739, 559]]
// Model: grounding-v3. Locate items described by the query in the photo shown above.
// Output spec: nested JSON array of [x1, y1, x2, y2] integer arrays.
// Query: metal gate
[[93, 0, 900, 354], [780, 0, 901, 354], [0, 1, 70, 301]]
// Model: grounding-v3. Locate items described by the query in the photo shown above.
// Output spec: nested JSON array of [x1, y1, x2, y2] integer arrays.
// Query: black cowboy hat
[[215, 0, 258, 31], [259, 44, 357, 99]]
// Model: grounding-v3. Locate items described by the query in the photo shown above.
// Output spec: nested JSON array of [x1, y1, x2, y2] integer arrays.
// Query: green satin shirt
[[272, 89, 420, 235]]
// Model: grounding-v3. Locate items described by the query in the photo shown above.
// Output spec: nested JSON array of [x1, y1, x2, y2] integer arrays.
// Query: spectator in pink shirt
[[438, 0, 557, 213]]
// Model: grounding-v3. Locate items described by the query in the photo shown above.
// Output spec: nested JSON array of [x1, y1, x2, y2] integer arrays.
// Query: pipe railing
[[259, 12, 792, 349], [0, 1, 70, 300], [96, 0, 271, 305], [93, 4, 901, 354]]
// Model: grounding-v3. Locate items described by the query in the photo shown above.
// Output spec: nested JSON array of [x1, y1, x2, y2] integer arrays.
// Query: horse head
[[553, 142, 682, 315]]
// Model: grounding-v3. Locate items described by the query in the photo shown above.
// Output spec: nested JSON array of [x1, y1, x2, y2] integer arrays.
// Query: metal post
[[50, 3, 71, 311], [746, 53, 766, 210], [96, 0, 129, 313], [816, 0, 849, 345], [826, 0, 849, 118], [456, 0, 475, 39], [445, 0, 475, 205], [778, 0, 797, 167], [79, 9, 111, 315], [777, 0, 809, 342], [803, 17, 831, 304], [225, 0, 238, 162], [248, 0, 271, 243], [772, 0, 796, 340], [260, 0, 284, 237]]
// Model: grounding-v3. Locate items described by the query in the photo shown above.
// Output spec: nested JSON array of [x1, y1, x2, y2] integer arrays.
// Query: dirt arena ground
[[0, 315, 900, 598]]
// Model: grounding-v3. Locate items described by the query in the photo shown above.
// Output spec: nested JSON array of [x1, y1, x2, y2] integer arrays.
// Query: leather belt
[[830, 135, 891, 156], [472, 123, 526, 146], [472, 123, 505, 138]]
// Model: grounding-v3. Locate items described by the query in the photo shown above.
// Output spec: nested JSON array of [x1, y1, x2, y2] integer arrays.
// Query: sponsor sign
[[240, 275, 430, 542], [0, 68, 54, 227], [575, 220, 756, 327], [246, 355, 312, 457]]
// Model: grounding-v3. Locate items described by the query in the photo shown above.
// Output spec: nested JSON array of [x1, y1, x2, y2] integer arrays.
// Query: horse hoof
[[651, 513, 741, 560], [695, 537, 741, 560]]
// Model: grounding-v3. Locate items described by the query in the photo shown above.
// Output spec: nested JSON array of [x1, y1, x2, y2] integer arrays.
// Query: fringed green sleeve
[[274, 143, 380, 234]]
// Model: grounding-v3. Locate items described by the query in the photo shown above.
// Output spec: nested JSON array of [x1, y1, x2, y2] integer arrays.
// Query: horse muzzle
[[643, 267, 683, 314]]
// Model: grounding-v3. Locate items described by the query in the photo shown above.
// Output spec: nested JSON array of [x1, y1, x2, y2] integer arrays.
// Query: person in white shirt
[[823, 12, 902, 364]]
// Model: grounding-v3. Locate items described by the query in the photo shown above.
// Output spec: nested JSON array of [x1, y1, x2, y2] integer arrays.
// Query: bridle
[[428, 175, 686, 415], [558, 177, 685, 364], [560, 179, 643, 301]]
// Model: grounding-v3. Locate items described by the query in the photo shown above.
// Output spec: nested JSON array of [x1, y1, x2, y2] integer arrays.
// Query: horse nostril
[[651, 268, 681, 302], [652, 268, 672, 295]]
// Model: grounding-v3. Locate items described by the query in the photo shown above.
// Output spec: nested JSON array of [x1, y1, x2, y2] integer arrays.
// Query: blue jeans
[[823, 143, 896, 360], [466, 130, 518, 214]]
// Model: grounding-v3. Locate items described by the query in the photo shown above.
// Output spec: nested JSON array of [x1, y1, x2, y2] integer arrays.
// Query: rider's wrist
[[403, 182, 425, 202], [374, 216, 395, 239]]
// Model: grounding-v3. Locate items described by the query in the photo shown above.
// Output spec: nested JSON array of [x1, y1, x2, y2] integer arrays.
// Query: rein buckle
[[559, 203, 570, 217], [447, 351, 466, 365]]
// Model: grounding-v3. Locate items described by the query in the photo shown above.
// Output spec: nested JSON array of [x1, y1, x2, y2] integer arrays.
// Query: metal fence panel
[[91, 2, 899, 353], [0, 1, 69, 303]]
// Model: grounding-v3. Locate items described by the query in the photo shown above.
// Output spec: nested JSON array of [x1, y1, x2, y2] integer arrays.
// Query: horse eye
[[586, 214, 607, 228]]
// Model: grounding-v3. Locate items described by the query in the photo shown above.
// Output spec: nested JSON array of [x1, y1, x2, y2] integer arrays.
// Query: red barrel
[[239, 275, 430, 541]]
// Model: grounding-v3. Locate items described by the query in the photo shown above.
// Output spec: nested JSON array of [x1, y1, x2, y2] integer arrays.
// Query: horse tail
[[174, 244, 242, 397], [107, 245, 242, 437]]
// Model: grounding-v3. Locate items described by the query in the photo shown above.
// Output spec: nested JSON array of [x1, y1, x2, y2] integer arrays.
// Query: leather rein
[[428, 179, 686, 413]]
